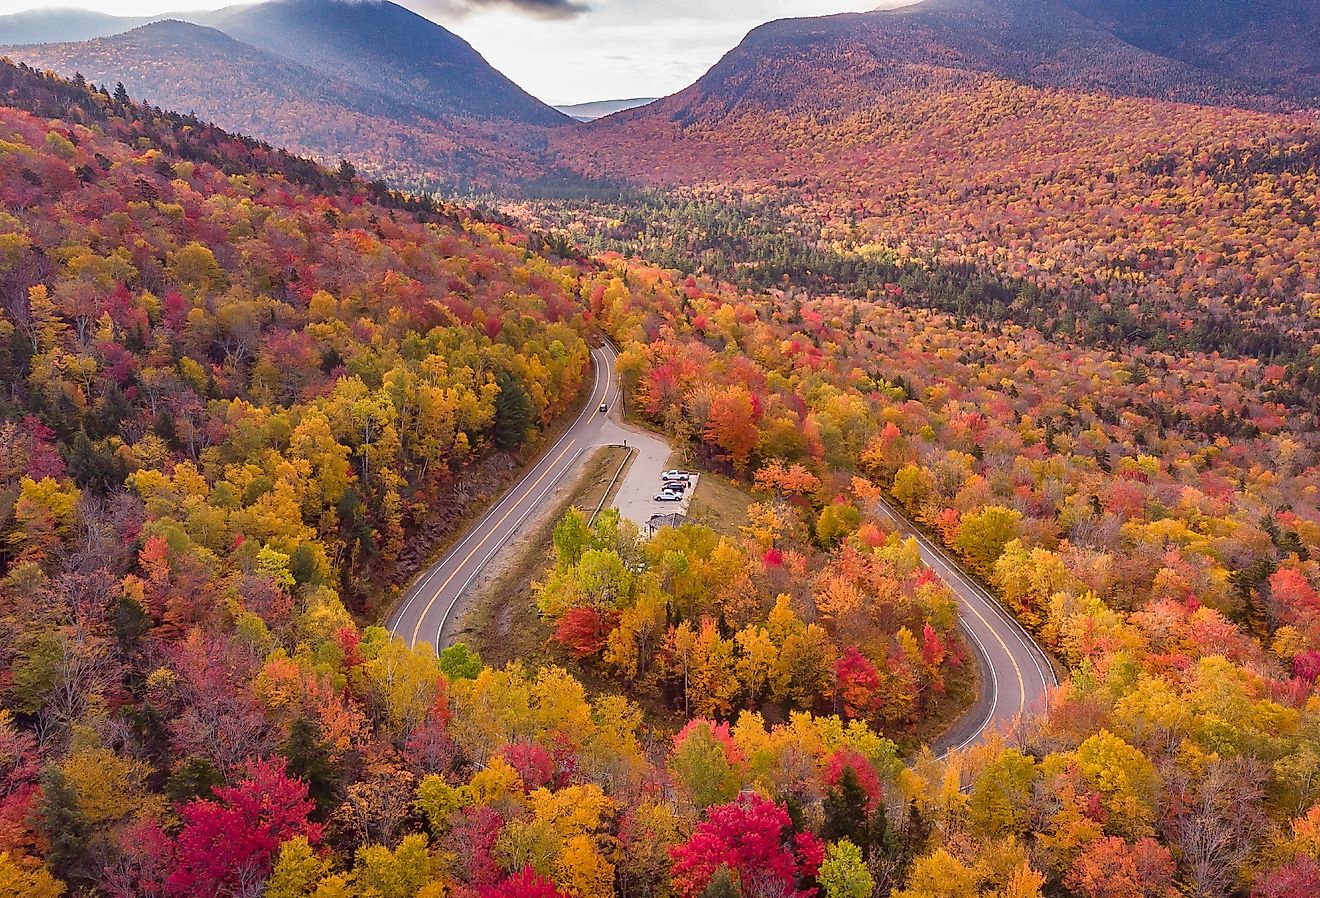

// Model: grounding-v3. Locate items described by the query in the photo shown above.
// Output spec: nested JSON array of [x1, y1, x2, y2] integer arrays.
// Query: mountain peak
[[205, 0, 568, 125]]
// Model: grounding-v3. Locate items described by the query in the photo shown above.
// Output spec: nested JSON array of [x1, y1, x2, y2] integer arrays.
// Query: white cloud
[[420, 0, 898, 104], [4, 0, 918, 105]]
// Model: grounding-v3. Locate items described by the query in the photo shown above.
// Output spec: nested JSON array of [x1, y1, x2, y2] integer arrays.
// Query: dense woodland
[[519, 193, 1319, 395], [554, 65, 1320, 361], [0, 64, 961, 898], [589, 257, 1320, 897], [2, 20, 1320, 898]]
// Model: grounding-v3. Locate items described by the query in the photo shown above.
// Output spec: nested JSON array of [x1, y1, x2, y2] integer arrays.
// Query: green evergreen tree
[[492, 370, 534, 451], [868, 799, 895, 861], [112, 81, 130, 105], [700, 866, 740, 898], [282, 716, 339, 818], [822, 766, 870, 852], [34, 767, 90, 883], [165, 756, 225, 803]]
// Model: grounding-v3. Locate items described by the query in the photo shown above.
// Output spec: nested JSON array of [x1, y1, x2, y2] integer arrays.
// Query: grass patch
[[455, 445, 630, 670], [687, 471, 755, 535]]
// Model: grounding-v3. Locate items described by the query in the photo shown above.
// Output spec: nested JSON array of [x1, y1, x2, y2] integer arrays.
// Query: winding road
[[871, 498, 1058, 754], [388, 344, 1056, 750], [388, 342, 620, 650]]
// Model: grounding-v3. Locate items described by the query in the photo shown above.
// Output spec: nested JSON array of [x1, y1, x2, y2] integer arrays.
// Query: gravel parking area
[[596, 418, 696, 528]]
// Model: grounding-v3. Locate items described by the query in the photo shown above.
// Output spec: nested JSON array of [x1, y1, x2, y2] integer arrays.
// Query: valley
[[0, 1, 1318, 896]]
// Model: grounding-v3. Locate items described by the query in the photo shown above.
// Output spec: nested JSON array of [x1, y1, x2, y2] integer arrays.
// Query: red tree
[[166, 758, 321, 898], [1064, 836, 1178, 898], [553, 606, 619, 658], [835, 646, 880, 718], [1255, 857, 1320, 898], [480, 867, 569, 898], [500, 741, 558, 791], [824, 748, 881, 812], [669, 794, 818, 898]]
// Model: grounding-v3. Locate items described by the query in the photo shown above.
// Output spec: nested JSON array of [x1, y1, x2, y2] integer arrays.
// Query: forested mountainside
[[588, 255, 1320, 897], [201, 0, 568, 127], [0, 61, 988, 898], [1059, 0, 1320, 102], [552, 0, 1320, 363], [0, 0, 571, 193], [1, 20, 551, 193], [632, 0, 1310, 116], [0, 59, 590, 612]]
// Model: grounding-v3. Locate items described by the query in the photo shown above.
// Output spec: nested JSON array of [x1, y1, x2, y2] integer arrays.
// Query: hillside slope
[[203, 0, 568, 126], [554, 0, 1320, 349], [2, 19, 553, 191], [657, 0, 1295, 116], [1061, 0, 1320, 102]]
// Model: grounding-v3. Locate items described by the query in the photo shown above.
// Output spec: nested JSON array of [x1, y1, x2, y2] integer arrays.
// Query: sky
[[3, 0, 912, 104]]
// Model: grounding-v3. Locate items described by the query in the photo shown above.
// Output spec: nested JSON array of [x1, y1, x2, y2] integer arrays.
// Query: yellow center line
[[410, 440, 577, 645], [583, 353, 614, 427], [882, 495, 1029, 720], [955, 587, 1026, 716]]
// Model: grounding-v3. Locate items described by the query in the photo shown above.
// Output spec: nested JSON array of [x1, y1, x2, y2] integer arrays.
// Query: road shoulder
[[450, 445, 630, 665]]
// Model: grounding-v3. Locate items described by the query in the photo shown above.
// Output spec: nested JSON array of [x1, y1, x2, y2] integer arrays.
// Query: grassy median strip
[[454, 445, 631, 669]]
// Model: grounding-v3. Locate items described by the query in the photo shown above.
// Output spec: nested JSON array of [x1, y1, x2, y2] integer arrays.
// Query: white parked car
[[662, 470, 692, 481], [654, 489, 683, 502]]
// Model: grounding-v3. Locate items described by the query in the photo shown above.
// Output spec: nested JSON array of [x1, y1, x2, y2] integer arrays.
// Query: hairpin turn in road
[[387, 342, 1056, 750]]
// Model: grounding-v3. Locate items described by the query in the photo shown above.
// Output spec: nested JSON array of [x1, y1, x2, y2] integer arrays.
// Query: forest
[[585, 256, 1320, 897], [555, 65, 1320, 361], [518, 192, 1318, 397], [1, 42, 1320, 898]]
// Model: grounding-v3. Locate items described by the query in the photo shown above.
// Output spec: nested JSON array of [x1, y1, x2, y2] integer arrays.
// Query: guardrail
[[589, 445, 633, 525]]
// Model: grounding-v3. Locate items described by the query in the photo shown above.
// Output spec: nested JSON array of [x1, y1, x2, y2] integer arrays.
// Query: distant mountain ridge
[[1, 17, 557, 192], [7, 20, 422, 121], [0, 0, 573, 191], [1059, 0, 1320, 101], [554, 98, 659, 121], [656, 0, 1314, 120], [202, 0, 567, 126], [1, 0, 567, 127], [0, 7, 158, 43]]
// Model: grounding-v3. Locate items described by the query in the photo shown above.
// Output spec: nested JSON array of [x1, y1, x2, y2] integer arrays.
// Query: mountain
[[202, 0, 568, 126], [554, 98, 659, 122], [1, 10, 565, 191], [0, 7, 158, 43], [1, 0, 573, 188], [5, 19, 421, 122], [626, 0, 1300, 121], [1060, 0, 1320, 101], [552, 0, 1320, 345]]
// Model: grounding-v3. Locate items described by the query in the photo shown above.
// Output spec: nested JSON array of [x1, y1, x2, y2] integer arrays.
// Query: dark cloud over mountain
[[409, 0, 589, 19]]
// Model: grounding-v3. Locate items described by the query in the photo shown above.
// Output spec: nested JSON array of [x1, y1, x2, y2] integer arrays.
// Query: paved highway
[[872, 496, 1057, 753], [388, 342, 619, 650], [389, 343, 1056, 751]]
